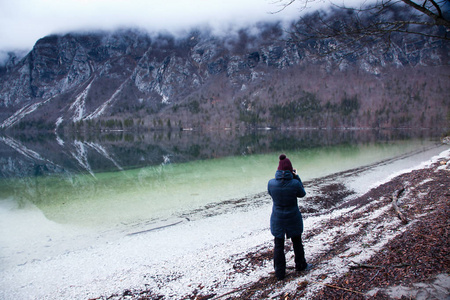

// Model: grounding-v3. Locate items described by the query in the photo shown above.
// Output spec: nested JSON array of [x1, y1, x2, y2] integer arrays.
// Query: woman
[[267, 154, 309, 280]]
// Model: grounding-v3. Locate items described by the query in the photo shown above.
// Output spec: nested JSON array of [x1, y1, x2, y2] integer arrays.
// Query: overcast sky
[[0, 0, 336, 54]]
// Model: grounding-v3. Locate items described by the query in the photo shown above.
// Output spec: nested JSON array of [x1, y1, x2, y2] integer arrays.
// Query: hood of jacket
[[275, 170, 293, 181]]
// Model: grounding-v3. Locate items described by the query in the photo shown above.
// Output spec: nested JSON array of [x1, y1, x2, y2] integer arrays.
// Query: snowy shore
[[0, 144, 448, 300]]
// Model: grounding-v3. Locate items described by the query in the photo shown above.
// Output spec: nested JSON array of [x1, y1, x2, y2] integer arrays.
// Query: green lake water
[[0, 130, 443, 230]]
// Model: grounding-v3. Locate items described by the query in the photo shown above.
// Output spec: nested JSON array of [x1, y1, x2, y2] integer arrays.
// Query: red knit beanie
[[277, 154, 293, 172]]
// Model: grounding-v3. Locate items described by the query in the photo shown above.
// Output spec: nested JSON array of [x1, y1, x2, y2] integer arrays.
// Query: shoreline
[[1, 145, 448, 300], [103, 146, 450, 299]]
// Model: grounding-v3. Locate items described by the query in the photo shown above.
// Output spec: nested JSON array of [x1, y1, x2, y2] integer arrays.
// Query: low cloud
[[0, 51, 9, 66], [0, 0, 320, 52], [0, 49, 28, 67]]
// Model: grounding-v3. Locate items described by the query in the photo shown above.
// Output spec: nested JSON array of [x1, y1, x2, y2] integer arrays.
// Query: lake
[[0, 129, 445, 268]]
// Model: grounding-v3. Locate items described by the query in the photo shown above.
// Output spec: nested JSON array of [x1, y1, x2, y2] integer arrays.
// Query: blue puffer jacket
[[268, 170, 306, 239]]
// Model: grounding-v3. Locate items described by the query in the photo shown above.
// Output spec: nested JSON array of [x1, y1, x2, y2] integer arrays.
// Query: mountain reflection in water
[[0, 129, 443, 228], [0, 129, 440, 178]]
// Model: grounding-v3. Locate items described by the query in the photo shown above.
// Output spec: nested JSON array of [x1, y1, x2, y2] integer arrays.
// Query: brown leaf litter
[[97, 154, 449, 300]]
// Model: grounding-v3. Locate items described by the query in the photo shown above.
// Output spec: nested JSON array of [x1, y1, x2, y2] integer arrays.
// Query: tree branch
[[392, 188, 408, 224], [401, 0, 450, 27]]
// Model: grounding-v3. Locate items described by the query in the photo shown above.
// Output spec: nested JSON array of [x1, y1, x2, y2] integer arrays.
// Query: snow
[[346, 148, 450, 195], [367, 274, 450, 299], [55, 117, 64, 129], [0, 147, 448, 299], [0, 206, 272, 299], [69, 81, 93, 122], [84, 79, 129, 120], [55, 133, 65, 146], [0, 96, 55, 129]]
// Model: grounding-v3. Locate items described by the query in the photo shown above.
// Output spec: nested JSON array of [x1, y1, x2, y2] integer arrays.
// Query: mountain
[[0, 9, 449, 131]]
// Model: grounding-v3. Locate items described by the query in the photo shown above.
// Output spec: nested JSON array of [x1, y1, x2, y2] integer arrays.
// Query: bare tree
[[401, 0, 449, 27], [275, 0, 450, 45]]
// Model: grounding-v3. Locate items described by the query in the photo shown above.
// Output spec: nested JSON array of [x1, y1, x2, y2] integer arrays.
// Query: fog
[[0, 0, 315, 52]]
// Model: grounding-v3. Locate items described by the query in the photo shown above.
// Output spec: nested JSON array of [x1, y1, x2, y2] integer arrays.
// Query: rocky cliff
[[0, 9, 449, 131]]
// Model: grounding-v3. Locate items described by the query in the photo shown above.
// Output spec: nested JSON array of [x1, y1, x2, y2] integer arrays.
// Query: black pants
[[274, 235, 306, 279]]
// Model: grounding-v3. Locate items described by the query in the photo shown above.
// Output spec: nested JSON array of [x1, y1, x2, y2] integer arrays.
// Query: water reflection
[[0, 129, 441, 178], [0, 128, 442, 225]]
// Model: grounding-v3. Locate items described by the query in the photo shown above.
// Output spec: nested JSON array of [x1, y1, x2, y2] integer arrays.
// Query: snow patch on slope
[[69, 81, 93, 122], [85, 79, 129, 120], [0, 96, 55, 129]]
